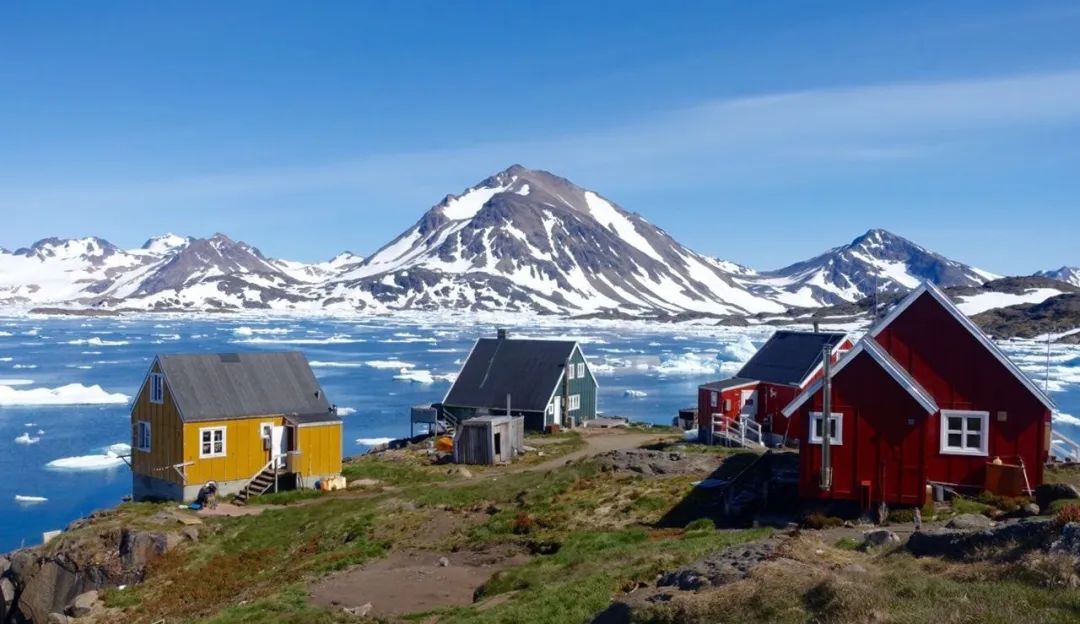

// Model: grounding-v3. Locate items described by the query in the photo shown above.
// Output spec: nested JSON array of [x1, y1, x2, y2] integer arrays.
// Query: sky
[[2, 1, 1080, 273]]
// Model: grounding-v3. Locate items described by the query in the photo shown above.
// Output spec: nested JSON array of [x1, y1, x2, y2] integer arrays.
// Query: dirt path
[[512, 427, 676, 474]]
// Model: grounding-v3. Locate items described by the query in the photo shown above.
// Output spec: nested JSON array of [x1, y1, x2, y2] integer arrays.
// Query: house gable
[[871, 282, 1054, 412]]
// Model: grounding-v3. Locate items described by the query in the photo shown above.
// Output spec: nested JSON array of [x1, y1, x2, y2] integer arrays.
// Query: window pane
[[202, 442, 211, 454], [814, 419, 823, 437], [948, 433, 962, 447], [202, 431, 211, 443], [967, 417, 982, 432], [947, 416, 962, 432], [829, 419, 837, 438], [966, 433, 981, 449]]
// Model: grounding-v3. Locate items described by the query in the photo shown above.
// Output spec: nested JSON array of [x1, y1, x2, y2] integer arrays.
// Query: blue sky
[[2, 1, 1079, 273]]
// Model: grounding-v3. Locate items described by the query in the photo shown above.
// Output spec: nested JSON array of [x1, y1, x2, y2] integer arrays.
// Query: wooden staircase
[[235, 459, 283, 506], [710, 413, 765, 449]]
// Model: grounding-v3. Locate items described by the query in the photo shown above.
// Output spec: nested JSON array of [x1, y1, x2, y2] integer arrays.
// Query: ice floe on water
[[0, 383, 129, 406], [232, 326, 290, 337], [66, 337, 130, 347], [657, 352, 740, 376], [46, 452, 126, 472], [393, 369, 457, 384], [14, 432, 40, 445], [0, 378, 33, 386], [309, 360, 366, 368], [233, 334, 364, 345], [12, 364, 37, 369], [337, 407, 357, 416], [14, 495, 47, 505], [356, 437, 393, 447], [365, 359, 415, 370], [718, 335, 758, 362], [380, 336, 437, 344], [624, 389, 648, 398]]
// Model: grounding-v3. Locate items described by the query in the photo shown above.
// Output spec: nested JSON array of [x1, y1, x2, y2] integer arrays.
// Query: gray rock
[[66, 590, 99, 617], [946, 513, 994, 531], [1, 577, 15, 604], [438, 556, 450, 568], [47, 613, 70, 624], [1051, 522, 1080, 556], [658, 538, 781, 590], [843, 563, 868, 574], [908, 518, 1057, 560], [1036, 482, 1080, 511], [119, 529, 176, 571], [181, 526, 200, 542], [860, 529, 900, 550], [0, 555, 10, 576], [343, 602, 373, 617]]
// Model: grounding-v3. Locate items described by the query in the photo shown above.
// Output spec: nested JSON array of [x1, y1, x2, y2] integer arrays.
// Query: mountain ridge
[[0, 165, 1063, 317]]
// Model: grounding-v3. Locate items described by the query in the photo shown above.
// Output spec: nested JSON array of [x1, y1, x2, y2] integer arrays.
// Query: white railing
[[1052, 430, 1080, 463], [711, 413, 763, 448]]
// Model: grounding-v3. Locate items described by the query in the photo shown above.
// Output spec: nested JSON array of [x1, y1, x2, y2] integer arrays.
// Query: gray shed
[[453, 415, 525, 465]]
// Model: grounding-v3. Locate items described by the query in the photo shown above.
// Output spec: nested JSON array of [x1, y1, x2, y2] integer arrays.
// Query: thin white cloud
[[5, 69, 1080, 209]]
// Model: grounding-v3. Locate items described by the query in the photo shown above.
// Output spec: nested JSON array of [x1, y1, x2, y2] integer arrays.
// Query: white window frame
[[710, 391, 718, 408], [260, 422, 273, 439], [199, 427, 227, 458], [723, 399, 732, 412], [940, 410, 989, 457], [809, 411, 843, 446], [149, 373, 164, 404], [136, 421, 151, 452], [566, 365, 574, 380], [576, 362, 585, 378], [568, 394, 581, 411]]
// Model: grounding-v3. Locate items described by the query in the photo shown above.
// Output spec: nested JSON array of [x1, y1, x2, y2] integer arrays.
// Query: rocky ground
[[7, 434, 1080, 623]]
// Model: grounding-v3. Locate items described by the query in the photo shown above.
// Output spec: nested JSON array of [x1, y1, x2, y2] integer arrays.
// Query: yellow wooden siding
[[182, 416, 284, 484], [296, 424, 343, 476], [130, 362, 184, 484]]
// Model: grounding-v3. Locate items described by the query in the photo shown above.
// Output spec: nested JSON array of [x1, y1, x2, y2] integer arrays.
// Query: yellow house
[[130, 351, 343, 501]]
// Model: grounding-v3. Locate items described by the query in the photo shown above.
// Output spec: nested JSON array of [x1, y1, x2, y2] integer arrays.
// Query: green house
[[441, 330, 598, 431]]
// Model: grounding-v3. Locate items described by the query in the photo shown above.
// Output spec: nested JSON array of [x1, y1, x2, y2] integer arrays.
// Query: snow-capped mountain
[[751, 229, 999, 307], [1036, 267, 1080, 288], [320, 165, 778, 315], [0, 165, 1019, 316]]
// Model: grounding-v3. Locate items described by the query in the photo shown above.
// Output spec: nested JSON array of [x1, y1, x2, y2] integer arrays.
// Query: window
[[723, 399, 731, 412], [710, 391, 718, 408], [149, 373, 164, 404], [576, 363, 585, 378], [260, 423, 273, 439], [940, 410, 989, 456], [136, 421, 151, 452], [809, 412, 843, 445], [200, 427, 226, 458], [568, 394, 581, 411]]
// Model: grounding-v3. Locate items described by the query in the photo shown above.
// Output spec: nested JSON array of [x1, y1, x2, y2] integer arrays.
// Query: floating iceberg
[[0, 383, 129, 406]]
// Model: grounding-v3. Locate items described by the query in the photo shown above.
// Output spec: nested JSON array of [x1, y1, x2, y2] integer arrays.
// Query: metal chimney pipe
[[820, 346, 833, 491]]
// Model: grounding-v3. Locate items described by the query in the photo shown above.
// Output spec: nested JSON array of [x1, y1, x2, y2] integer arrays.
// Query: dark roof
[[156, 352, 331, 422], [736, 331, 848, 386], [443, 338, 578, 412], [700, 377, 759, 392]]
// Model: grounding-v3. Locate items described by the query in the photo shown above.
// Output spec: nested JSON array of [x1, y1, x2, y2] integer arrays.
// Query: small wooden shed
[[454, 415, 525, 465]]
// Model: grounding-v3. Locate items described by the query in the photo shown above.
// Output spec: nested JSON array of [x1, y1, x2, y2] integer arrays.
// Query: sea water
[[0, 314, 1078, 552]]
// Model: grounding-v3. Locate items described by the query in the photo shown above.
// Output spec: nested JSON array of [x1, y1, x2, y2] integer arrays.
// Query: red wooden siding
[[696, 383, 757, 433]]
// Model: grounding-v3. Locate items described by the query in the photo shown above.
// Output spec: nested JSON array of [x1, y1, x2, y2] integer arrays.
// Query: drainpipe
[[820, 346, 833, 491]]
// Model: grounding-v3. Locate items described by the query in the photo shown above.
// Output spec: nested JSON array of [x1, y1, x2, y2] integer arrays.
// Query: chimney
[[497, 328, 508, 340], [812, 320, 820, 334]]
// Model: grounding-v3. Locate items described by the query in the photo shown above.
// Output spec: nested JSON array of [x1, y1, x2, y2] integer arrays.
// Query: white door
[[271, 426, 286, 468], [552, 398, 562, 426], [740, 390, 757, 418]]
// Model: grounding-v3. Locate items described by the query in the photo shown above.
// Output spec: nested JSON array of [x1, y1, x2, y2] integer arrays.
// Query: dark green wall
[[564, 347, 598, 423]]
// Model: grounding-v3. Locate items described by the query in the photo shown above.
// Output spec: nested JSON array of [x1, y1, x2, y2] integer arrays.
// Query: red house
[[697, 330, 853, 446], [783, 281, 1055, 507]]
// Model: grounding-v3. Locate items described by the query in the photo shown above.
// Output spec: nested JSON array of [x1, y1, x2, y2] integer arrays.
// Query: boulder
[[946, 514, 994, 531], [66, 590, 99, 617], [1036, 483, 1080, 511], [657, 538, 781, 590], [119, 529, 176, 572], [908, 518, 1057, 560], [343, 602, 373, 617], [860, 529, 901, 550], [47, 613, 70, 624], [1051, 522, 1080, 556], [0, 555, 10, 576], [1, 577, 15, 604]]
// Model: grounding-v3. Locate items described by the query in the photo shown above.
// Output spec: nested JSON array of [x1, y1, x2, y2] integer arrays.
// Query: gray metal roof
[[443, 338, 579, 413], [699, 377, 759, 392], [736, 331, 849, 386], [157, 351, 333, 422]]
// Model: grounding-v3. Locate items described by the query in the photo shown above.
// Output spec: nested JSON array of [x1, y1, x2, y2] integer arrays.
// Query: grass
[[951, 496, 993, 516], [434, 527, 770, 624]]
